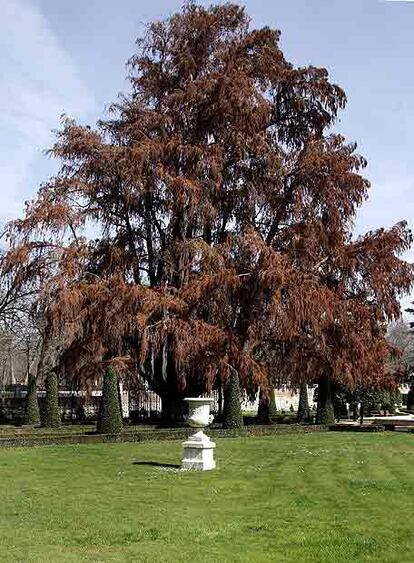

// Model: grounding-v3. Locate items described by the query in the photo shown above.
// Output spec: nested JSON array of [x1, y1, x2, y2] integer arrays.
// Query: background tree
[[0, 254, 42, 386], [2, 3, 413, 422]]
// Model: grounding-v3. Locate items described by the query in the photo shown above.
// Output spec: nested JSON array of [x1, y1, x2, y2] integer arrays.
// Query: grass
[[0, 433, 413, 562]]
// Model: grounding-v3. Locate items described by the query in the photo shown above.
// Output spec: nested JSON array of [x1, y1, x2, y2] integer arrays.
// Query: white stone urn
[[182, 397, 216, 471], [185, 397, 215, 428]]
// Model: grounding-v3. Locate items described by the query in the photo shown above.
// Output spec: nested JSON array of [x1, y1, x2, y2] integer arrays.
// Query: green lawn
[[0, 433, 413, 563]]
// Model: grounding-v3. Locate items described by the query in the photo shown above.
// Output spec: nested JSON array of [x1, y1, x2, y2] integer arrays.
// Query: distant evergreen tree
[[223, 372, 243, 429], [297, 382, 310, 423], [360, 388, 391, 416], [25, 375, 40, 425], [380, 390, 392, 413], [43, 371, 60, 428], [257, 388, 277, 424], [97, 366, 123, 434], [362, 389, 379, 416], [315, 375, 335, 424]]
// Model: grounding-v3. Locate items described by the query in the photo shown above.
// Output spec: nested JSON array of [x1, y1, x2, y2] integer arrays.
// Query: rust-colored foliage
[[2, 3, 413, 400]]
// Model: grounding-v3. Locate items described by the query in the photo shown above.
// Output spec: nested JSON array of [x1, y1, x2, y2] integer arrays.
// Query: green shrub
[[97, 367, 123, 435], [223, 372, 243, 429], [42, 371, 61, 428], [24, 375, 40, 425]]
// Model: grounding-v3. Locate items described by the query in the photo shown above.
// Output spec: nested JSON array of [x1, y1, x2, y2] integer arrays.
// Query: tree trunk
[[257, 388, 277, 424], [315, 374, 335, 425], [160, 392, 187, 425], [407, 384, 414, 411], [218, 384, 223, 419], [351, 402, 359, 421], [359, 402, 365, 425]]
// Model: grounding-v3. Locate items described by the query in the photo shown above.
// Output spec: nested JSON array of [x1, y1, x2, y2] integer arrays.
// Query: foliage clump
[[97, 367, 123, 435]]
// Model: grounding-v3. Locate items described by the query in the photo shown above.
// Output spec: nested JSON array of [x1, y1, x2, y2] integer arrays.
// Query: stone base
[[182, 430, 216, 471]]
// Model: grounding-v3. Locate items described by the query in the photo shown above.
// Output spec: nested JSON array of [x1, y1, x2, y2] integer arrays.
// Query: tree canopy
[[2, 3, 412, 412]]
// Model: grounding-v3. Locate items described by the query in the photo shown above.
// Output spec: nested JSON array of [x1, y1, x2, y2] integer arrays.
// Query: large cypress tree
[[223, 372, 243, 429], [43, 371, 60, 428], [297, 382, 310, 423], [24, 375, 40, 425], [2, 3, 413, 420], [97, 366, 123, 434]]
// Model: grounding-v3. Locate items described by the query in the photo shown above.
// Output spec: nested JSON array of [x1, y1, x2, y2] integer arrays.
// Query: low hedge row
[[329, 424, 385, 432], [0, 423, 325, 448]]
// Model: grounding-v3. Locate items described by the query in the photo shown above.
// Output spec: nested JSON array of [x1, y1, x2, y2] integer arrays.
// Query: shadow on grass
[[132, 461, 181, 468]]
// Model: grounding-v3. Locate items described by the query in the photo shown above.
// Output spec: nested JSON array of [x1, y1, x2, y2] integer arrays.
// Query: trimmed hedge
[[223, 372, 243, 429], [97, 367, 122, 435], [0, 423, 325, 448], [42, 372, 61, 428], [24, 375, 40, 425], [297, 382, 310, 423]]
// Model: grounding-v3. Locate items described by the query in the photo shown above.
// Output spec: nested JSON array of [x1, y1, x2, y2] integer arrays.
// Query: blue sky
[[1, 0, 414, 305]]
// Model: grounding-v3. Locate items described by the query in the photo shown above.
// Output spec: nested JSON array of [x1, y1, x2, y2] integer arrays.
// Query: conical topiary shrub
[[43, 371, 61, 428], [297, 381, 310, 423], [25, 375, 40, 425], [257, 388, 277, 424], [97, 366, 123, 434], [315, 375, 335, 425], [223, 372, 243, 429]]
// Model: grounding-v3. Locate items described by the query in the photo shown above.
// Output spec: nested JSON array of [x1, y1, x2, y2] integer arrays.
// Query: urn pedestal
[[182, 398, 216, 471]]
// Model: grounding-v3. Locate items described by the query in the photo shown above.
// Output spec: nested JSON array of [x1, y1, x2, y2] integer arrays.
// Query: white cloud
[[0, 0, 96, 224]]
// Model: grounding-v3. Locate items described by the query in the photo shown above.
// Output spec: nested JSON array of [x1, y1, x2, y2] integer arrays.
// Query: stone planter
[[182, 397, 216, 471]]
